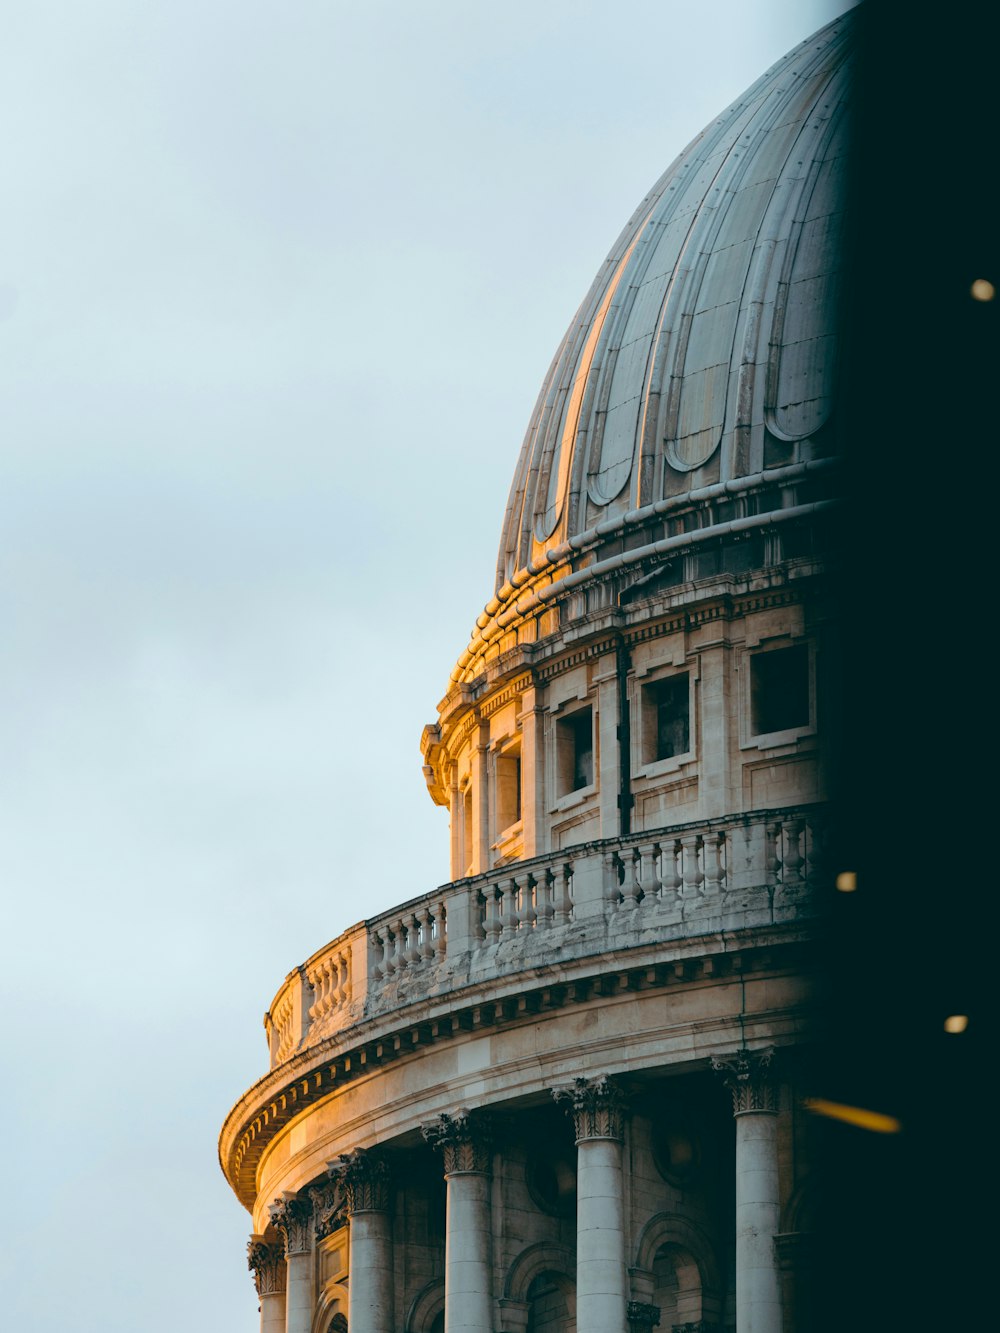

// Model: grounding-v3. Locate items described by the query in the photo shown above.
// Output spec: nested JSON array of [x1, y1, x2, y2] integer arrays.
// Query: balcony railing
[[262, 803, 827, 1068]]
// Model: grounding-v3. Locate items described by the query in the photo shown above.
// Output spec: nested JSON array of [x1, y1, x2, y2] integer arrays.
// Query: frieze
[[711, 1047, 778, 1114], [247, 1235, 286, 1296], [553, 1074, 626, 1142], [421, 1109, 492, 1174]]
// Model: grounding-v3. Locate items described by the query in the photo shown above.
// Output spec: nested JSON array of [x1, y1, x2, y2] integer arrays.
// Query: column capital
[[711, 1047, 778, 1115], [421, 1109, 492, 1174], [308, 1177, 346, 1241], [552, 1074, 627, 1142], [268, 1191, 314, 1255], [330, 1148, 391, 1214], [247, 1233, 287, 1297], [627, 1301, 661, 1333]]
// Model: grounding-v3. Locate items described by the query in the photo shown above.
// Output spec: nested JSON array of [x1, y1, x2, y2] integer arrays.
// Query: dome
[[489, 12, 849, 617]]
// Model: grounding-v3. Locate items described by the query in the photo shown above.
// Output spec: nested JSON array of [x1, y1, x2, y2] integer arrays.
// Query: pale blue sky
[[0, 2, 853, 1326]]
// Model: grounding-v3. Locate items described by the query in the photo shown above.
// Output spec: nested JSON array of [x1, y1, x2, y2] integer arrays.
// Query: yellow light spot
[[803, 1098, 902, 1134], [835, 870, 857, 892], [970, 278, 995, 301], [943, 1014, 968, 1034]]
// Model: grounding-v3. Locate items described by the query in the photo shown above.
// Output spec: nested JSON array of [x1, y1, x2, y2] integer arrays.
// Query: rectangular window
[[643, 673, 690, 763], [556, 706, 594, 795], [496, 750, 522, 832], [750, 644, 810, 735]]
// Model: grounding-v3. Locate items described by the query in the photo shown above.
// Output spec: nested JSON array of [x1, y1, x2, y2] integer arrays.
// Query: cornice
[[220, 922, 818, 1211]]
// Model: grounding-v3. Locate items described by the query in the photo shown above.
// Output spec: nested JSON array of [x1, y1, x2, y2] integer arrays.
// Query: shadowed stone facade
[[221, 14, 853, 1333]]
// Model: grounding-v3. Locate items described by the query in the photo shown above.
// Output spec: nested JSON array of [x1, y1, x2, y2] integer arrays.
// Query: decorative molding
[[308, 1178, 346, 1241], [552, 1074, 626, 1142], [247, 1234, 286, 1296], [421, 1110, 492, 1174], [330, 1149, 391, 1214], [222, 909, 817, 1208], [627, 1301, 662, 1332], [268, 1191, 313, 1254], [711, 1047, 778, 1114]]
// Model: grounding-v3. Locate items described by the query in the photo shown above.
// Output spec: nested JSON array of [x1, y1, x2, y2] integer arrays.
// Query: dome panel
[[494, 11, 851, 596]]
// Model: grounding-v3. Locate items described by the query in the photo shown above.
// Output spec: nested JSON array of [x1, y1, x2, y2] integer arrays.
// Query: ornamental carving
[[711, 1048, 778, 1115], [308, 1178, 346, 1241], [552, 1075, 626, 1142], [627, 1301, 662, 1331], [268, 1192, 313, 1255], [247, 1235, 286, 1296], [672, 1324, 720, 1333], [421, 1110, 492, 1174], [331, 1149, 391, 1214]]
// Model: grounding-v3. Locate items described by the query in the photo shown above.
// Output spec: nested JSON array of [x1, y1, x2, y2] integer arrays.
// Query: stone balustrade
[[263, 803, 826, 1069]]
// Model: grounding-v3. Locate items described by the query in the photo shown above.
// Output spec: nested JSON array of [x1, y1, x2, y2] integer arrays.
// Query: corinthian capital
[[552, 1074, 626, 1142], [330, 1148, 391, 1214], [247, 1234, 287, 1296], [421, 1110, 492, 1174], [268, 1191, 314, 1255], [711, 1047, 778, 1115], [308, 1177, 346, 1240]]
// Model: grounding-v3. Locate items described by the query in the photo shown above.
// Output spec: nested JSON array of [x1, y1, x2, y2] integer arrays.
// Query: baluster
[[765, 821, 782, 886], [680, 834, 705, 897], [783, 818, 805, 886], [420, 906, 435, 961], [604, 849, 623, 909], [435, 900, 448, 957], [521, 873, 537, 930], [335, 953, 348, 1008], [485, 888, 502, 944], [504, 877, 520, 934], [703, 832, 725, 893], [388, 925, 403, 974], [624, 848, 642, 908], [556, 863, 574, 924], [371, 929, 386, 981], [659, 840, 681, 901], [406, 913, 422, 966], [639, 842, 661, 905], [535, 870, 554, 929]]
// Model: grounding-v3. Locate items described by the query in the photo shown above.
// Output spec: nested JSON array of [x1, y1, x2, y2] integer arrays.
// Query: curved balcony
[[222, 804, 826, 1208]]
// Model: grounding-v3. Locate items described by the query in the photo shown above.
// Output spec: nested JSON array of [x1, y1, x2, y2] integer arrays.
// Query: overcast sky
[[1, 2, 853, 1327]]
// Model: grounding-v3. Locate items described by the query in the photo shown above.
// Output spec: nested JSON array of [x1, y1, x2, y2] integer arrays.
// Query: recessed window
[[750, 644, 810, 735], [642, 674, 690, 764], [495, 748, 522, 832], [556, 706, 594, 795]]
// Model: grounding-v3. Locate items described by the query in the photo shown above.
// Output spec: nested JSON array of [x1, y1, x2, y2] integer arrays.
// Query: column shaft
[[576, 1137, 628, 1333], [261, 1292, 286, 1333], [735, 1111, 781, 1333], [445, 1171, 493, 1333], [348, 1210, 394, 1333], [285, 1251, 312, 1333]]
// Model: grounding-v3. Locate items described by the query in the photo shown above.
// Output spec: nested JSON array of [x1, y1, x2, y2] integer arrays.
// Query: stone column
[[269, 1192, 314, 1333], [248, 1234, 287, 1333], [422, 1110, 494, 1333], [335, 1149, 394, 1333], [519, 682, 546, 858], [712, 1049, 781, 1333], [554, 1075, 629, 1333]]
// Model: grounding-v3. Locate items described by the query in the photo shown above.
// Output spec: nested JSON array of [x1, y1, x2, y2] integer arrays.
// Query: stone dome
[[493, 13, 849, 601]]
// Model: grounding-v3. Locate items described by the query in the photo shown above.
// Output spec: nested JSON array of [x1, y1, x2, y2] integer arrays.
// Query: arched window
[[526, 1270, 576, 1333]]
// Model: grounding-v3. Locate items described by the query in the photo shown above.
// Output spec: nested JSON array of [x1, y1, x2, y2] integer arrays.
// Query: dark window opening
[[646, 674, 690, 762], [557, 706, 594, 795], [751, 644, 810, 735]]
